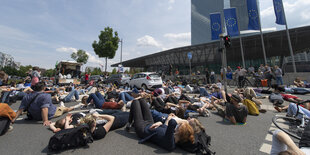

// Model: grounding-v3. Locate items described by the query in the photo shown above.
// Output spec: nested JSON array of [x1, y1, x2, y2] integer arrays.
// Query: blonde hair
[[79, 114, 96, 127], [189, 118, 205, 133]]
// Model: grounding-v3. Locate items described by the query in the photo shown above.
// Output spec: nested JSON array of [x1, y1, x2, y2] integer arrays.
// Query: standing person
[[220, 67, 224, 80], [264, 64, 273, 87], [235, 66, 247, 88], [31, 67, 41, 87], [210, 70, 215, 84], [248, 65, 255, 75], [85, 72, 90, 85], [259, 64, 265, 73], [274, 65, 283, 85], [205, 68, 210, 84]]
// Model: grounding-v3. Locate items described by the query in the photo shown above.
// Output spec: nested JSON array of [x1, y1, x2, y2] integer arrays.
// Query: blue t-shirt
[[19, 92, 56, 120]]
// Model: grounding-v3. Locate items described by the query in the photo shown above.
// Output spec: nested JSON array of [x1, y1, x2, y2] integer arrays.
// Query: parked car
[[128, 72, 163, 90], [104, 73, 131, 86], [90, 75, 103, 82]]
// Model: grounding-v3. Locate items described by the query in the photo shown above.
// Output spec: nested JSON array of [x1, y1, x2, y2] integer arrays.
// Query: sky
[[1, 0, 310, 71]]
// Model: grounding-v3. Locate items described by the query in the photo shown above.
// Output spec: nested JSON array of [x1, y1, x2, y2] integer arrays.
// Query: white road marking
[[259, 143, 272, 154]]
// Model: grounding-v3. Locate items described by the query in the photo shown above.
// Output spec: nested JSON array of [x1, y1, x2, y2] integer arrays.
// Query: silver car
[[128, 72, 163, 90], [105, 73, 131, 86]]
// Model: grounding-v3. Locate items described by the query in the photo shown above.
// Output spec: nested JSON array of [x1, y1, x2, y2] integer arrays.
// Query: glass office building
[[191, 0, 248, 45]]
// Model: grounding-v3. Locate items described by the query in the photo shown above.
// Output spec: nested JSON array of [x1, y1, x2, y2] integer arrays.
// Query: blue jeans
[[86, 86, 93, 92], [63, 89, 80, 102], [87, 92, 105, 108], [199, 87, 210, 97], [287, 103, 310, 119], [276, 77, 283, 85], [119, 92, 134, 104], [292, 88, 310, 94], [132, 87, 139, 94], [151, 109, 168, 123]]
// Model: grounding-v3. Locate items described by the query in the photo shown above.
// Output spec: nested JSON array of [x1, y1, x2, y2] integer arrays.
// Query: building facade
[[191, 0, 248, 45]]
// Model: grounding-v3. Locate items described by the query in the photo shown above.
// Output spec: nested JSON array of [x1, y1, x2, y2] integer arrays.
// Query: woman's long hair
[[176, 122, 195, 144]]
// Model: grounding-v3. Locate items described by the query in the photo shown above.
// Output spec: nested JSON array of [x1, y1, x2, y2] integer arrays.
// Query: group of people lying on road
[[2, 75, 310, 153]]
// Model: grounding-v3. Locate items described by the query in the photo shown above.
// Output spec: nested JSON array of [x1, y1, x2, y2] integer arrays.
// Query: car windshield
[[149, 74, 160, 78]]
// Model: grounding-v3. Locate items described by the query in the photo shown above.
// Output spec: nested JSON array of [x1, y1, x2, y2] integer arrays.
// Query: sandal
[[274, 106, 282, 112]]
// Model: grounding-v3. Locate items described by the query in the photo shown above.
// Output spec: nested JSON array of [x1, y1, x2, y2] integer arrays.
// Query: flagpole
[[236, 8, 246, 68], [256, 0, 267, 65], [281, 1, 296, 73]]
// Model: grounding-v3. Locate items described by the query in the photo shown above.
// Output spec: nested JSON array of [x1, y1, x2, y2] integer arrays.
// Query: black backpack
[[195, 131, 215, 155], [178, 130, 215, 155], [0, 117, 10, 136], [48, 124, 93, 151]]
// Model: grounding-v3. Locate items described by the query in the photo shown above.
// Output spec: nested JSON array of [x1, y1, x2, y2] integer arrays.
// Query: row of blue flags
[[210, 0, 286, 40]]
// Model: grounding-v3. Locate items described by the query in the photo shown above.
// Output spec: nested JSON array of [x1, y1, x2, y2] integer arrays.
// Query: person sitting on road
[[294, 77, 305, 88], [225, 94, 248, 125], [12, 82, 80, 126]]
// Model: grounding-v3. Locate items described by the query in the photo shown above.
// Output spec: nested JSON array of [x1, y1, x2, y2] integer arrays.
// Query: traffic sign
[[187, 52, 192, 59]]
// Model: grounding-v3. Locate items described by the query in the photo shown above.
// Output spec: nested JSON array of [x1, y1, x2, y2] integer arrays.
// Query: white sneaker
[[8, 125, 13, 132], [72, 103, 84, 109], [89, 109, 99, 115], [60, 101, 65, 107], [121, 104, 127, 112]]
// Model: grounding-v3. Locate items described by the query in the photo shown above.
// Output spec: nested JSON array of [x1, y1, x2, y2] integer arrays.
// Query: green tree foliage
[[19, 65, 32, 77], [71, 49, 89, 65], [91, 68, 102, 75], [111, 68, 117, 74], [124, 69, 129, 74], [92, 27, 119, 73], [43, 69, 56, 77], [1, 65, 33, 77]]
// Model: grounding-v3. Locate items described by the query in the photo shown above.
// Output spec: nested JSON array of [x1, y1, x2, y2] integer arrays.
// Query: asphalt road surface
[[1, 88, 309, 155]]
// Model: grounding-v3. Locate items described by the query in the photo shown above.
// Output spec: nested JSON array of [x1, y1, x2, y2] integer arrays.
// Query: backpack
[[178, 130, 215, 155], [242, 99, 259, 116], [48, 124, 93, 151], [0, 117, 10, 136], [195, 131, 216, 155]]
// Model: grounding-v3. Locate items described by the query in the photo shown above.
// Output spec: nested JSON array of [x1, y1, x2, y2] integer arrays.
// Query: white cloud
[[56, 47, 77, 53], [168, 6, 173, 10], [169, 0, 175, 4], [164, 32, 191, 40], [86, 51, 103, 64], [55, 47, 103, 64], [260, 0, 310, 28], [137, 35, 161, 47]]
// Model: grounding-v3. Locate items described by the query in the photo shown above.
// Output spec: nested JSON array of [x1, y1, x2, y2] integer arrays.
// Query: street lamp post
[[119, 39, 123, 65]]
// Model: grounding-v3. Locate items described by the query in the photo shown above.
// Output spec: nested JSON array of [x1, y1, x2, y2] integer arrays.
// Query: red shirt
[[85, 74, 89, 81]]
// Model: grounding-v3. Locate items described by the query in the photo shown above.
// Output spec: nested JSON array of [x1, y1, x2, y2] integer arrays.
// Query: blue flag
[[273, 0, 286, 25], [210, 13, 222, 40], [247, 0, 260, 30], [224, 8, 239, 37]]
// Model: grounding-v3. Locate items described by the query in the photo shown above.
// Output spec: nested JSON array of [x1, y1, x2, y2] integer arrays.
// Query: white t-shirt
[[271, 129, 310, 155]]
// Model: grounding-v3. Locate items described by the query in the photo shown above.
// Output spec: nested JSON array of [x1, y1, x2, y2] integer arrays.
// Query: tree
[[111, 68, 117, 74], [91, 68, 102, 75], [71, 49, 89, 65], [43, 69, 56, 77], [92, 27, 119, 73]]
